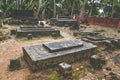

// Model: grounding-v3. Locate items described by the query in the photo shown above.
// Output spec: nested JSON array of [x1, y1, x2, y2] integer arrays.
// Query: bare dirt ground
[[0, 23, 120, 80]]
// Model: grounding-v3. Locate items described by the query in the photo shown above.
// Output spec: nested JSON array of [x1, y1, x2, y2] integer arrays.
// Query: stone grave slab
[[16, 26, 60, 37], [43, 40, 83, 52]]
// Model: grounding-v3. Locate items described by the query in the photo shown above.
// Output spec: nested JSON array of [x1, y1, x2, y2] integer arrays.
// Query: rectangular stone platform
[[16, 26, 60, 37], [50, 18, 77, 26], [80, 30, 101, 35], [23, 40, 97, 71], [82, 36, 120, 49], [83, 36, 120, 43], [86, 36, 114, 41]]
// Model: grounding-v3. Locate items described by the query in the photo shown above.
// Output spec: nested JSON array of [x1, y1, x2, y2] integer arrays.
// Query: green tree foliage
[[0, 0, 120, 18]]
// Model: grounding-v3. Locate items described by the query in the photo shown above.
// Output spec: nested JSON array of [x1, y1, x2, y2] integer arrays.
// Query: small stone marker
[[118, 30, 120, 33], [11, 30, 16, 35], [40, 22, 44, 26], [9, 57, 21, 71], [58, 62, 72, 78], [105, 67, 112, 71], [90, 55, 105, 69], [27, 34, 32, 40], [51, 32, 57, 37]]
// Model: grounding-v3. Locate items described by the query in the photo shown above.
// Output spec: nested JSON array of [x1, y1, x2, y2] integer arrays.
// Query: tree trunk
[[71, 0, 75, 17], [111, 0, 115, 18], [89, 0, 94, 16], [36, 0, 42, 18], [79, 0, 88, 22], [54, 0, 56, 17]]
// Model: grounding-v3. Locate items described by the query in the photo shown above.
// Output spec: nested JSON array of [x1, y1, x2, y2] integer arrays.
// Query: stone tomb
[[23, 40, 97, 71], [82, 36, 120, 49], [7, 10, 42, 25], [16, 26, 60, 37], [50, 18, 77, 26]]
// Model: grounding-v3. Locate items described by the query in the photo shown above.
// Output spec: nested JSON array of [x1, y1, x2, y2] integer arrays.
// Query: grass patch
[[88, 68, 96, 74], [24, 77, 31, 80], [45, 70, 63, 80]]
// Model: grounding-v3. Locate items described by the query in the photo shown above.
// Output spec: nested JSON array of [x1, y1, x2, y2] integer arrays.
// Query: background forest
[[0, 0, 120, 18]]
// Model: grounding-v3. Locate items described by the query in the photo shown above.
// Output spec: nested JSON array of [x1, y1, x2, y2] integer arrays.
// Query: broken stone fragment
[[105, 67, 112, 71], [105, 72, 119, 80]]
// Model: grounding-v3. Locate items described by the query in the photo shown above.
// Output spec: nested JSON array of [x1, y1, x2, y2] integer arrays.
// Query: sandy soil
[[0, 23, 120, 80]]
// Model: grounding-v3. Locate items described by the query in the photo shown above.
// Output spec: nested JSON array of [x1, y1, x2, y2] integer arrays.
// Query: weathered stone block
[[10, 30, 16, 35], [90, 55, 105, 69], [27, 34, 32, 40], [57, 62, 72, 77], [9, 57, 21, 71]]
